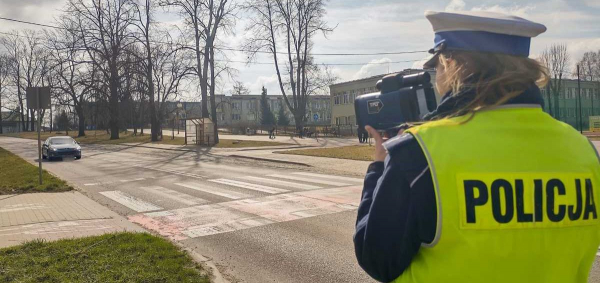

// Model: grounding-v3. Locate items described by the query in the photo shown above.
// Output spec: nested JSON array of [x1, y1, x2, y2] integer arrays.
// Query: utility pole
[[577, 65, 583, 134]]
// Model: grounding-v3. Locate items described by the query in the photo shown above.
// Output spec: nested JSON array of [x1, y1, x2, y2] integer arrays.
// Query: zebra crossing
[[91, 171, 363, 218], [99, 191, 163, 212], [174, 182, 253, 200]]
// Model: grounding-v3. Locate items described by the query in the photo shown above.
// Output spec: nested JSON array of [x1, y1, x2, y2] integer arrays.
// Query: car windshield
[[50, 138, 76, 145]]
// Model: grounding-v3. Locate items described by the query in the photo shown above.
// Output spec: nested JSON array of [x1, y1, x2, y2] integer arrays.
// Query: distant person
[[355, 10, 600, 283], [269, 127, 276, 139], [357, 127, 365, 143]]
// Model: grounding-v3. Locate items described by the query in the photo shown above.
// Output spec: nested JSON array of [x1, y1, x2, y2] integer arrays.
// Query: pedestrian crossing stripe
[[291, 172, 363, 183], [100, 191, 163, 212], [175, 183, 253, 200], [140, 186, 208, 206], [239, 176, 322, 190], [209, 179, 289, 194], [267, 174, 351, 187]]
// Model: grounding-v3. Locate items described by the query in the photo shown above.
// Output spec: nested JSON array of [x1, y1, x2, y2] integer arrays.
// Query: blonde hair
[[436, 51, 549, 117]]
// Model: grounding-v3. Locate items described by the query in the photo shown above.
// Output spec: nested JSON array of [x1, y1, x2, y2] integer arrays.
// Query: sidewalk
[[0, 191, 144, 248], [121, 132, 371, 176], [216, 148, 371, 177], [145, 129, 363, 148]]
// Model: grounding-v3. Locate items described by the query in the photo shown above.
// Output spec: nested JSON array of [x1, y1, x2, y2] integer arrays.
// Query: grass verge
[[280, 145, 375, 161], [2, 130, 184, 145], [3, 130, 290, 148], [0, 232, 210, 283], [0, 146, 72, 195]]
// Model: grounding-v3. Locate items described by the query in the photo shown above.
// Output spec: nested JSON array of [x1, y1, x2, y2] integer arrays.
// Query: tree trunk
[[149, 97, 158, 141], [209, 45, 219, 144], [109, 64, 120, 140], [140, 101, 145, 135], [30, 109, 35, 131], [201, 42, 210, 119], [109, 94, 119, 139], [29, 109, 35, 132], [194, 25, 207, 119], [77, 108, 86, 137], [19, 104, 25, 131]]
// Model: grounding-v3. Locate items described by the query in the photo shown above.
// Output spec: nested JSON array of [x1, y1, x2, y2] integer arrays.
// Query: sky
[[0, 0, 599, 99]]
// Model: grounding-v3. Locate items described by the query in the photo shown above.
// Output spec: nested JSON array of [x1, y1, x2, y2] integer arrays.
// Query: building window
[[232, 102, 240, 110], [343, 94, 349, 104], [247, 114, 255, 121], [348, 115, 356, 125], [232, 114, 241, 121], [334, 95, 340, 105], [335, 117, 340, 125], [221, 114, 226, 121]]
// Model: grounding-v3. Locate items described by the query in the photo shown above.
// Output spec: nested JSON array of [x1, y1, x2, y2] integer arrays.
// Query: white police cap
[[423, 10, 547, 68]]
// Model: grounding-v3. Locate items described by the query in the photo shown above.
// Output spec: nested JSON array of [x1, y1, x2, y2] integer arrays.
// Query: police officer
[[354, 10, 600, 283]]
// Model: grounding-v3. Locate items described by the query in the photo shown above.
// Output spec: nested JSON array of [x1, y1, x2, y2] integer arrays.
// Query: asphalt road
[[1, 136, 599, 283], [0, 137, 373, 283]]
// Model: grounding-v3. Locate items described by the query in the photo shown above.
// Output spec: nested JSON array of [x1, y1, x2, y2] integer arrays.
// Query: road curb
[[236, 145, 314, 151], [174, 243, 231, 283], [229, 155, 311, 167]]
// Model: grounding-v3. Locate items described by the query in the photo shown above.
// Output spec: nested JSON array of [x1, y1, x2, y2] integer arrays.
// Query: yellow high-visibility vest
[[394, 105, 600, 283]]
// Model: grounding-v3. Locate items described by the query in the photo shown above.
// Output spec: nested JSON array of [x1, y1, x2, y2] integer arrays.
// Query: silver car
[[42, 136, 82, 160]]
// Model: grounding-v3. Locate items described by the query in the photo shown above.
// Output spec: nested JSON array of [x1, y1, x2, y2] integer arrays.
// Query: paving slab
[[0, 191, 144, 248]]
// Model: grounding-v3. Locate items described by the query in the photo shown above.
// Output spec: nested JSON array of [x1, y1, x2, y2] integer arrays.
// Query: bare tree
[[0, 55, 11, 134], [578, 51, 600, 82], [66, 0, 136, 140], [245, 0, 333, 131], [152, 41, 195, 136], [47, 25, 97, 137], [231, 80, 250, 95], [132, 0, 161, 141], [1, 34, 27, 131], [0, 31, 49, 132], [0, 34, 28, 130], [540, 44, 570, 119], [161, 0, 236, 143]]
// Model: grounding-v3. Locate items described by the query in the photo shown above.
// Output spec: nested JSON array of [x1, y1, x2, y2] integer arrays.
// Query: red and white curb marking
[[129, 186, 362, 241]]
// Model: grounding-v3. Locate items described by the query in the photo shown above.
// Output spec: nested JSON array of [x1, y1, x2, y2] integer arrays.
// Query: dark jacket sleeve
[[354, 136, 437, 282]]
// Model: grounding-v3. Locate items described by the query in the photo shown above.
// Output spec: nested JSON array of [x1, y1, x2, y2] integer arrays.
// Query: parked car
[[42, 136, 81, 160]]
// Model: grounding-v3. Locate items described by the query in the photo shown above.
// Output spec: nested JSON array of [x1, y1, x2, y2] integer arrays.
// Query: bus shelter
[[185, 118, 216, 146]]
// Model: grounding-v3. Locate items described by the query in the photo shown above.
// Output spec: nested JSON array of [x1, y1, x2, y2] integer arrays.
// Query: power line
[[0, 16, 428, 56], [218, 46, 428, 56], [0, 30, 425, 66], [220, 59, 423, 66], [0, 17, 62, 30]]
